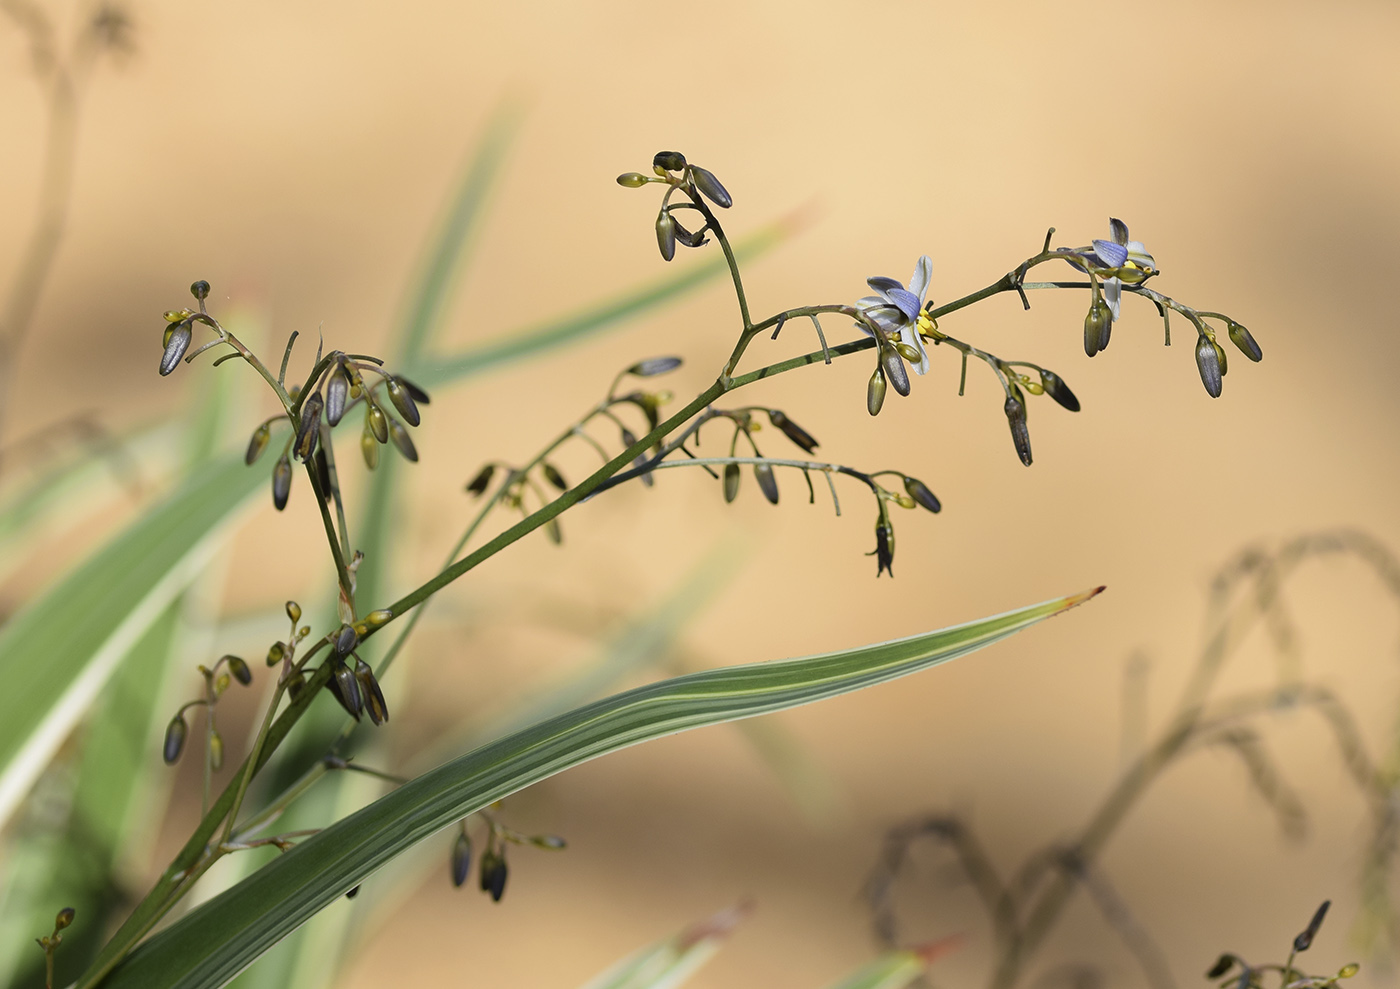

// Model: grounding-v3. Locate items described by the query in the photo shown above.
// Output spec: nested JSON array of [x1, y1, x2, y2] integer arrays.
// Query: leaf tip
[[912, 932, 966, 967]]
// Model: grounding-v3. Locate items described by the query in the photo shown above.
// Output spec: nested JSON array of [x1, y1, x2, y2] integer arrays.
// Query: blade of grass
[[579, 902, 748, 989], [94, 587, 1101, 989]]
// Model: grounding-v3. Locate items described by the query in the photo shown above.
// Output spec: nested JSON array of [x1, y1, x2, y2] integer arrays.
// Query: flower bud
[[314, 448, 333, 502], [1039, 370, 1081, 412], [54, 907, 75, 931], [163, 714, 188, 764], [653, 151, 687, 172], [616, 171, 649, 188], [266, 641, 285, 666], [160, 321, 193, 376], [163, 309, 192, 323], [400, 378, 430, 405], [1205, 956, 1235, 979], [690, 165, 732, 208], [388, 417, 419, 462], [1194, 335, 1223, 398], [1338, 964, 1360, 979], [480, 848, 509, 902], [867, 366, 887, 416], [1227, 321, 1263, 362], [1084, 300, 1109, 358], [655, 211, 676, 262], [329, 661, 363, 719], [451, 832, 473, 887], [325, 364, 349, 426], [754, 462, 779, 504], [723, 462, 740, 503], [226, 655, 252, 685], [903, 476, 941, 513], [874, 520, 894, 577], [365, 609, 393, 627], [542, 462, 567, 490], [881, 345, 911, 397], [354, 658, 389, 725], [530, 834, 568, 850], [286, 600, 302, 623], [1294, 900, 1330, 953], [367, 403, 388, 443], [272, 454, 292, 511], [628, 356, 683, 377], [209, 729, 224, 770], [294, 392, 323, 462], [190, 279, 211, 301], [767, 409, 818, 453], [894, 341, 922, 364], [216, 672, 230, 694], [386, 376, 421, 426], [360, 427, 379, 470], [245, 423, 271, 465], [335, 624, 359, 656], [1004, 394, 1032, 466], [1212, 337, 1228, 376], [670, 213, 707, 248], [466, 464, 495, 496]]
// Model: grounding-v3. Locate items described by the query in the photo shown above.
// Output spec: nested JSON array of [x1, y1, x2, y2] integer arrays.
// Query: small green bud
[[367, 403, 388, 442], [286, 601, 302, 624], [723, 462, 740, 503], [754, 462, 779, 504], [466, 464, 495, 496], [767, 409, 818, 453], [542, 462, 567, 490], [215, 672, 231, 693], [1084, 300, 1110, 357], [360, 427, 379, 470], [894, 341, 922, 364], [271, 454, 292, 511], [628, 356, 683, 377], [689, 165, 732, 208], [53, 907, 75, 931], [365, 609, 392, 627], [163, 309, 192, 323], [190, 279, 210, 301], [388, 417, 419, 462], [1039, 369, 1081, 412], [1004, 394, 1032, 466], [867, 366, 887, 416], [245, 423, 271, 465], [903, 476, 941, 513], [162, 714, 188, 764], [266, 641, 285, 667], [652, 151, 686, 172], [1338, 964, 1360, 979], [209, 730, 224, 770], [655, 211, 676, 262], [451, 832, 473, 887], [160, 321, 193, 376], [530, 834, 567, 850], [1227, 321, 1263, 362], [226, 656, 252, 686], [385, 376, 421, 427], [1194, 335, 1223, 398], [616, 171, 649, 188]]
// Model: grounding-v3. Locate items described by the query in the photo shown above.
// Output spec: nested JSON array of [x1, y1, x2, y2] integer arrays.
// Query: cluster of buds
[[162, 653, 254, 768], [157, 280, 217, 376], [999, 364, 1080, 467], [1206, 901, 1358, 989], [617, 152, 732, 262], [868, 474, 943, 578], [319, 607, 393, 725], [707, 405, 821, 506], [449, 810, 566, 903]]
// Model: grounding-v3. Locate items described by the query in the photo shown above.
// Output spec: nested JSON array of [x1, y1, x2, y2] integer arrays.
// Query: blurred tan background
[[4, 0, 1400, 985]]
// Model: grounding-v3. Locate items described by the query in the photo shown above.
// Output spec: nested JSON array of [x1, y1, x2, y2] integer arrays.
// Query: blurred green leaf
[[97, 587, 1099, 989], [579, 903, 748, 989], [820, 937, 963, 989]]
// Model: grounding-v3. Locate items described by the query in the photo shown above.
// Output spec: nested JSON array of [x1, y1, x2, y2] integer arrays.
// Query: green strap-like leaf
[[578, 903, 747, 989], [820, 936, 964, 989], [100, 587, 1100, 989], [0, 453, 262, 831]]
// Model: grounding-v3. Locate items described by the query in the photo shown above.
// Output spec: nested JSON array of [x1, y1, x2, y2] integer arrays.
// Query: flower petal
[[900, 323, 931, 375], [885, 287, 921, 322], [908, 255, 932, 304], [866, 275, 905, 305], [1092, 239, 1128, 269], [1103, 277, 1122, 321], [1108, 218, 1129, 245]]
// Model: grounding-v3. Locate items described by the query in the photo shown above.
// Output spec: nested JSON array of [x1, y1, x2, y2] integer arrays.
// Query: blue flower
[[1059, 218, 1157, 322], [855, 255, 934, 376]]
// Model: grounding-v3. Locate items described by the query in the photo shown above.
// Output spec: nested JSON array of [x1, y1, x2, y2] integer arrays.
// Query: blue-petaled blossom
[[855, 255, 934, 376], [1058, 218, 1157, 321]]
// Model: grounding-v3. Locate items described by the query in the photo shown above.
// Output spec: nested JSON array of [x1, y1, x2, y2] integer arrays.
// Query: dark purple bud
[[1195, 335, 1223, 398], [652, 151, 686, 172], [314, 448, 332, 502], [670, 213, 707, 248], [881, 345, 910, 397], [294, 392, 323, 462], [53, 907, 75, 931], [1294, 901, 1330, 953], [163, 714, 188, 764], [225, 655, 252, 686], [723, 462, 740, 503], [190, 280, 210, 301], [903, 476, 941, 513], [1004, 394, 1032, 466], [754, 462, 778, 504], [768, 409, 818, 453], [1206, 955, 1235, 979], [451, 832, 473, 887], [160, 321, 193, 376], [874, 520, 894, 578], [466, 464, 495, 496], [272, 454, 292, 511], [1039, 370, 1081, 412], [628, 356, 683, 377], [388, 417, 419, 462], [386, 377, 420, 427], [690, 165, 732, 208], [542, 462, 567, 490], [354, 657, 389, 725], [399, 378, 430, 405], [345, 885, 360, 899], [480, 848, 508, 902], [328, 661, 363, 719], [335, 625, 359, 656]]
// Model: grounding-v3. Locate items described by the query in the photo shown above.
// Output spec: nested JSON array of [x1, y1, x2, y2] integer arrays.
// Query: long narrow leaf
[[98, 587, 1101, 989], [820, 937, 964, 989], [579, 902, 747, 989], [0, 453, 262, 830]]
